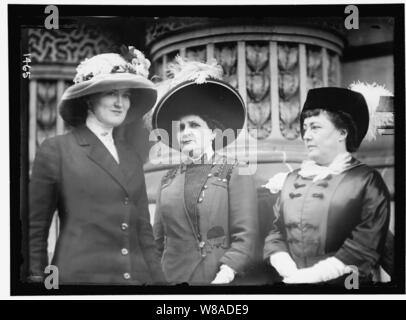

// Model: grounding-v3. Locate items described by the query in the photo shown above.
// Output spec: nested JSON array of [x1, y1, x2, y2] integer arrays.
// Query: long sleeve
[[152, 178, 165, 257], [134, 162, 166, 284], [219, 169, 258, 274], [335, 170, 390, 276], [263, 195, 289, 262], [29, 138, 60, 279]]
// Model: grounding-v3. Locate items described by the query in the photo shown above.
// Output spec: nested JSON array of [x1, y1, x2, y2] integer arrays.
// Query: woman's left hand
[[283, 257, 352, 284], [211, 264, 236, 284], [282, 267, 322, 284]]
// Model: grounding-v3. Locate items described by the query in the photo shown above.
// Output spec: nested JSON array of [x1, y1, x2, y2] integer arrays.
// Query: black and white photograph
[[6, 1, 405, 299]]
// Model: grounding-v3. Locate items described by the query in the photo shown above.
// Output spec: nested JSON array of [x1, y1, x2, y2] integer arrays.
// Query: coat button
[[312, 193, 324, 199], [208, 173, 212, 177], [203, 185, 208, 189], [124, 197, 129, 205], [121, 248, 129, 255], [198, 197, 203, 203], [123, 273, 131, 280], [121, 223, 128, 231]]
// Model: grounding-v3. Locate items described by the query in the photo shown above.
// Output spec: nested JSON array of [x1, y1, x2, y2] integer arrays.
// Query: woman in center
[[151, 59, 258, 285]]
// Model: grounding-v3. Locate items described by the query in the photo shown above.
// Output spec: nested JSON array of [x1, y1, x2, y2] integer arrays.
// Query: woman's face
[[88, 89, 131, 128], [176, 115, 215, 157], [302, 112, 347, 165]]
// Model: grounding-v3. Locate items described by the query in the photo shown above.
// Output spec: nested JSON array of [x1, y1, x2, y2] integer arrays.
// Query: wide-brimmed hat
[[151, 57, 246, 150], [301, 87, 370, 148], [59, 46, 157, 127]]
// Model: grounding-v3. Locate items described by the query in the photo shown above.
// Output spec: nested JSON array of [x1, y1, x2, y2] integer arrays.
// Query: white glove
[[283, 257, 353, 284], [211, 264, 236, 284], [270, 251, 298, 278]]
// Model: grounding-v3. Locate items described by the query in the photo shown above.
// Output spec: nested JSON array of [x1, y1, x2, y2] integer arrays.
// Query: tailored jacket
[[153, 154, 258, 284], [29, 125, 165, 285], [263, 158, 391, 280]]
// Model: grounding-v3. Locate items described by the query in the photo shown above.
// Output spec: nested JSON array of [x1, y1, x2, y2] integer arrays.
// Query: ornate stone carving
[[152, 57, 164, 79], [279, 72, 299, 100], [279, 98, 301, 140], [146, 18, 210, 46], [186, 46, 207, 62], [146, 17, 346, 50], [148, 23, 344, 142], [246, 43, 271, 139], [28, 24, 117, 64], [165, 51, 180, 78], [278, 44, 300, 140], [214, 44, 237, 88], [36, 81, 57, 145], [307, 46, 323, 89], [328, 51, 340, 86]]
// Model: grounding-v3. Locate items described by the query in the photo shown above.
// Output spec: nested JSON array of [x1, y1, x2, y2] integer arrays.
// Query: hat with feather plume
[[348, 82, 394, 141], [150, 56, 246, 150], [301, 83, 393, 149]]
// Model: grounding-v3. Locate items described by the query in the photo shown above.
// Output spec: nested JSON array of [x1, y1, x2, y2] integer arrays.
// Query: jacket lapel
[[73, 126, 131, 195], [115, 137, 138, 184]]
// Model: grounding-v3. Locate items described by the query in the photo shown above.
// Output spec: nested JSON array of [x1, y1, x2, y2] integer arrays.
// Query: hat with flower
[[150, 56, 246, 150], [59, 45, 157, 127]]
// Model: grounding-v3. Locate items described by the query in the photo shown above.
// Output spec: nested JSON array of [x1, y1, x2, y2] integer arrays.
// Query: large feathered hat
[[301, 83, 393, 149], [59, 46, 157, 127], [150, 56, 246, 150]]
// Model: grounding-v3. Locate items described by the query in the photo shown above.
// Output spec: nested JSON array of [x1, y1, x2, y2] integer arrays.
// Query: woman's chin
[[307, 153, 324, 164], [307, 150, 318, 160]]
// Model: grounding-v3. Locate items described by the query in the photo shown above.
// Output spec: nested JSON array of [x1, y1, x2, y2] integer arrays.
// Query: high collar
[[181, 147, 215, 165], [86, 114, 114, 140], [299, 152, 354, 182]]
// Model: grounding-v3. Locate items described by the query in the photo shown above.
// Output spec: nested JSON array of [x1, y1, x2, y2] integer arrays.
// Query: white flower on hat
[[73, 46, 151, 84], [123, 46, 151, 79], [349, 81, 394, 140]]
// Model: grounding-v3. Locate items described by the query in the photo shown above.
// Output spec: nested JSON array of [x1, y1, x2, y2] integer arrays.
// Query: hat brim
[[152, 79, 246, 150], [59, 73, 157, 127]]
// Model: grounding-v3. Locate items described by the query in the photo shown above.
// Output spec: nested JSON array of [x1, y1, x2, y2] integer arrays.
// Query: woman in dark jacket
[[151, 58, 258, 285], [29, 47, 165, 285], [263, 87, 391, 285]]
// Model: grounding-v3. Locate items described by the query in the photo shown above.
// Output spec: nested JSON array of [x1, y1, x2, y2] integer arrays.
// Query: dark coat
[[263, 158, 390, 280], [29, 125, 165, 285], [153, 155, 258, 284]]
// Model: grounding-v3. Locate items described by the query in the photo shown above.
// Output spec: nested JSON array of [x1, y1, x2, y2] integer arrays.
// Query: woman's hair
[[300, 108, 359, 152], [197, 114, 226, 132], [177, 113, 226, 151], [59, 97, 89, 127]]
